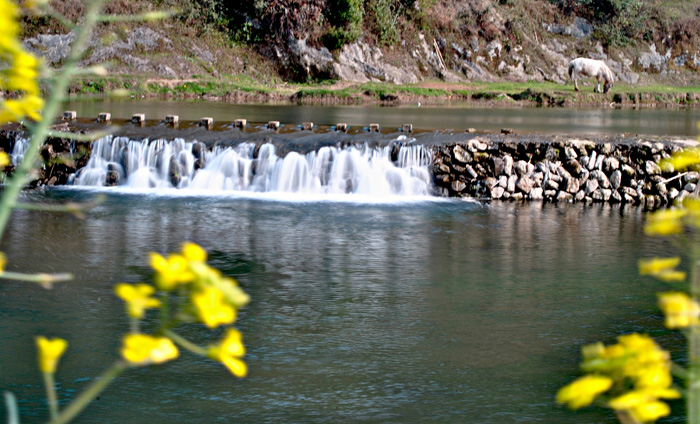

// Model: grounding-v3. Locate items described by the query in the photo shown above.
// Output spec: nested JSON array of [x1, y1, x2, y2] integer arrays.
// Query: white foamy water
[[69, 135, 435, 198]]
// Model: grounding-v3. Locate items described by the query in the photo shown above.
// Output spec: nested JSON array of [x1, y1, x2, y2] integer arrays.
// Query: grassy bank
[[62, 74, 700, 108]]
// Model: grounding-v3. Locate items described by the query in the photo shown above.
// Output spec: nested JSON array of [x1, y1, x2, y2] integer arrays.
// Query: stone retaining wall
[[431, 137, 698, 208]]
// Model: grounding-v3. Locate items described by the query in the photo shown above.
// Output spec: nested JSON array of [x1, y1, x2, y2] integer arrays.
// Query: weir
[[70, 135, 434, 196], [3, 118, 439, 199], [2, 116, 698, 206]]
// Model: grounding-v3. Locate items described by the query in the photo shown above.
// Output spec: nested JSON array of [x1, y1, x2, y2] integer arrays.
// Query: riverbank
[[65, 76, 700, 108]]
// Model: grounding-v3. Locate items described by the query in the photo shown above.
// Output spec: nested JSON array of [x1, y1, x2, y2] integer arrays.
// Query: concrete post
[[132, 114, 145, 125]]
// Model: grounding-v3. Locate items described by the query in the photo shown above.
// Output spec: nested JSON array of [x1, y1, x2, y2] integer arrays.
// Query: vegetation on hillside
[[182, 0, 700, 51], [16, 0, 700, 104]]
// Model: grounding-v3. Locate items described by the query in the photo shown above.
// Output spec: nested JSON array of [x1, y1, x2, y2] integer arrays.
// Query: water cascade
[[69, 135, 434, 197]]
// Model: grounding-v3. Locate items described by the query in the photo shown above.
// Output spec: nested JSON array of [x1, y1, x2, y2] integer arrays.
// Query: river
[[0, 102, 693, 423], [62, 99, 700, 137]]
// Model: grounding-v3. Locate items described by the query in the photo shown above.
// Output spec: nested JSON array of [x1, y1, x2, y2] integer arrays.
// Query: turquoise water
[[0, 189, 684, 423]]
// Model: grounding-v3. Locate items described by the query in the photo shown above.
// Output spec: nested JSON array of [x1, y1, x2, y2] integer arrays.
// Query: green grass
[[60, 73, 700, 106]]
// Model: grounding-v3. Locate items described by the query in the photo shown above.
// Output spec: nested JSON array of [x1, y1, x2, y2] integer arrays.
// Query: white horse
[[568, 58, 615, 93]]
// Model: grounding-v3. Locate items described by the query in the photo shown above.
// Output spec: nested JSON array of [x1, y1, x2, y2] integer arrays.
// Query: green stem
[[689, 257, 700, 424], [0, 271, 73, 286], [3, 391, 19, 424], [159, 292, 170, 328], [0, 0, 106, 241], [42, 372, 59, 420], [672, 361, 689, 381], [164, 330, 207, 356], [49, 361, 127, 424]]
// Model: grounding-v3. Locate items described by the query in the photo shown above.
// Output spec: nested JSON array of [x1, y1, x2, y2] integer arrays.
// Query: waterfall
[[10, 134, 29, 166], [70, 135, 435, 198]]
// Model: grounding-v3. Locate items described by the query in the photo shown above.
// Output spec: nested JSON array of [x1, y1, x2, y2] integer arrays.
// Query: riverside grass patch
[[63, 74, 700, 106]]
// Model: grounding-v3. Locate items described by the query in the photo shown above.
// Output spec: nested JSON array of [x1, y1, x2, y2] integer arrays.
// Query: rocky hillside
[[20, 0, 700, 91]]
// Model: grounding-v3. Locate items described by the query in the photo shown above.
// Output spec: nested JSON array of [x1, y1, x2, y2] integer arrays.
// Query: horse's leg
[[573, 74, 579, 91], [595, 75, 602, 93]]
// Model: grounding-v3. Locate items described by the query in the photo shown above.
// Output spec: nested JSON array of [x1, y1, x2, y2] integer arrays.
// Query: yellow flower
[[617, 333, 659, 352], [188, 261, 250, 308], [658, 292, 700, 328], [36, 336, 68, 373], [0, 0, 20, 44], [630, 400, 671, 423], [654, 270, 687, 282], [149, 252, 194, 290], [192, 286, 236, 328], [581, 341, 605, 360], [0, 151, 9, 168], [215, 276, 251, 309], [660, 147, 700, 172], [639, 257, 681, 276], [0, 251, 6, 272], [6, 51, 41, 93], [556, 375, 613, 409], [115, 283, 161, 319], [0, 95, 44, 124], [181, 242, 207, 262], [634, 365, 672, 389], [121, 333, 179, 365], [610, 388, 678, 423], [208, 328, 247, 378], [0, 1, 43, 125], [644, 209, 687, 236], [582, 333, 671, 381]]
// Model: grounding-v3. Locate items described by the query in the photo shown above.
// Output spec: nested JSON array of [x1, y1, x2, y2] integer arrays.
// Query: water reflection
[[62, 99, 700, 137], [0, 191, 683, 423]]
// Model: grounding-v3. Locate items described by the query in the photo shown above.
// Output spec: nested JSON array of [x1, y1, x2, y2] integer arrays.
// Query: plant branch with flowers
[[1, 1, 251, 423], [557, 131, 700, 424]]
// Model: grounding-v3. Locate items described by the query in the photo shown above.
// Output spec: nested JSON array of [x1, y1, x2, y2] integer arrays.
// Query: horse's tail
[[568, 61, 574, 79]]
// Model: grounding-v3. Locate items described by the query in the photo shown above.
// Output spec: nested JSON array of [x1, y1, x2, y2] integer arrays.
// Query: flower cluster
[[115, 242, 250, 377], [0, 0, 44, 124], [557, 333, 680, 423]]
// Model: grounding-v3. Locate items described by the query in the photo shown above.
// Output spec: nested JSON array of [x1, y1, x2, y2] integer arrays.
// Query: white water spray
[[71, 135, 435, 197]]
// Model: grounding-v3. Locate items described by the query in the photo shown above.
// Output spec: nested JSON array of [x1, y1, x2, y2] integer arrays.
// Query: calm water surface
[[0, 189, 684, 423], [62, 99, 700, 137]]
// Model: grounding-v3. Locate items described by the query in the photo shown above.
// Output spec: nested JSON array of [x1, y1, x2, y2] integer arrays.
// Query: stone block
[[131, 114, 145, 124]]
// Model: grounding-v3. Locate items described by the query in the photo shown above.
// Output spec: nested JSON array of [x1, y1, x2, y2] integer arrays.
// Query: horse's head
[[603, 80, 613, 93]]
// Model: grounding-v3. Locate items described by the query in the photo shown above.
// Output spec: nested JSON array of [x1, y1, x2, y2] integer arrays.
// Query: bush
[[550, 0, 650, 47], [323, 0, 363, 50]]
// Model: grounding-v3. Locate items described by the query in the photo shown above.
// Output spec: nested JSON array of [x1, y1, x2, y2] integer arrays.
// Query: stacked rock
[[431, 137, 697, 208]]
